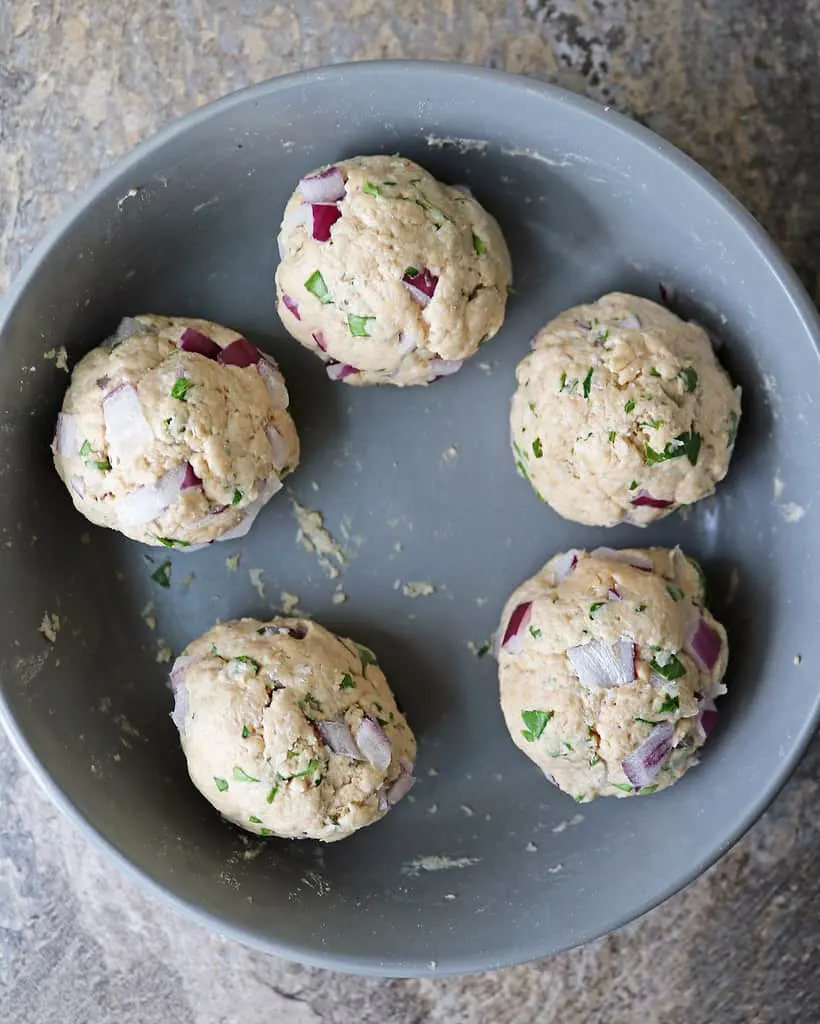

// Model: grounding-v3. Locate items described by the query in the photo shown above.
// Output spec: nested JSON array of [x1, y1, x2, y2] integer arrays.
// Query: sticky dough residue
[[291, 500, 347, 579], [400, 855, 482, 876]]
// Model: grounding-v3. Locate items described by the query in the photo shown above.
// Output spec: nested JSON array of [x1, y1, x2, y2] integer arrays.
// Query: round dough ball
[[52, 315, 299, 547], [275, 155, 512, 386], [171, 617, 417, 842], [497, 547, 728, 801], [510, 293, 742, 526]]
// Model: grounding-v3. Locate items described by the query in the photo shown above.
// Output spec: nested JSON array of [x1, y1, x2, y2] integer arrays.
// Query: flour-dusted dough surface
[[171, 617, 417, 841], [497, 547, 728, 801], [52, 315, 299, 547], [510, 293, 742, 526], [275, 155, 512, 386]]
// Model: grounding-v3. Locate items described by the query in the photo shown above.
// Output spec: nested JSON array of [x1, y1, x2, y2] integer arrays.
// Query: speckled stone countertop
[[1, 2, 819, 1021]]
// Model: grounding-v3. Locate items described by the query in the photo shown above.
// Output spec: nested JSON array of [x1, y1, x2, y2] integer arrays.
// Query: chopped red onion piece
[[386, 768, 415, 806], [402, 268, 438, 304], [96, 375, 111, 390], [618, 314, 641, 330], [179, 327, 220, 360], [316, 718, 363, 760], [697, 698, 718, 741], [70, 476, 85, 499], [427, 358, 463, 381], [103, 383, 153, 456], [287, 624, 307, 640], [258, 357, 290, 410], [299, 166, 346, 204], [218, 338, 260, 368], [622, 722, 674, 787], [181, 462, 202, 490], [630, 490, 674, 509], [568, 638, 635, 688], [608, 587, 621, 601], [591, 547, 653, 572], [282, 294, 301, 320], [312, 331, 327, 352], [685, 616, 723, 672], [311, 203, 342, 241], [326, 362, 359, 382], [54, 412, 79, 457], [501, 602, 533, 654], [355, 716, 392, 770], [551, 549, 579, 582], [117, 462, 188, 525], [265, 423, 290, 470], [214, 475, 283, 542]]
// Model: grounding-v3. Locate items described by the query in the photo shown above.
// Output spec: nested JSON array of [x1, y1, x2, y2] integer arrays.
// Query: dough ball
[[52, 315, 299, 547], [497, 547, 728, 801], [171, 617, 417, 841], [275, 155, 512, 386], [510, 293, 741, 526]]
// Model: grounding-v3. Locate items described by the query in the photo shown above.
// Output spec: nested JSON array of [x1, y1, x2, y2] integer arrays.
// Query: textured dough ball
[[171, 617, 417, 841], [275, 155, 512, 386], [497, 547, 728, 802], [510, 293, 742, 526], [52, 315, 299, 547]]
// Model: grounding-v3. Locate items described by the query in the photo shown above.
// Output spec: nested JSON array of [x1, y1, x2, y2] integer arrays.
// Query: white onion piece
[[386, 770, 415, 806], [214, 476, 283, 543], [590, 547, 653, 572], [427, 358, 463, 380], [551, 549, 579, 582], [397, 330, 417, 354], [299, 167, 345, 203], [355, 716, 392, 770], [622, 722, 675, 788], [618, 314, 641, 330], [104, 317, 144, 347], [70, 475, 85, 499], [258, 357, 290, 410], [170, 682, 188, 737], [54, 412, 79, 457], [501, 601, 532, 655], [316, 718, 363, 760], [402, 280, 432, 307], [277, 233, 286, 260], [117, 463, 187, 525], [170, 655, 197, 691], [568, 638, 635, 688], [265, 423, 290, 470], [103, 384, 153, 457]]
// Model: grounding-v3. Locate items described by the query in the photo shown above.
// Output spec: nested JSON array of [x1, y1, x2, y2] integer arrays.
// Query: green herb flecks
[[589, 601, 606, 619], [248, 814, 262, 824], [635, 716, 660, 726], [305, 270, 332, 304], [629, 480, 639, 491], [232, 766, 259, 783], [472, 233, 487, 256], [624, 399, 636, 414], [403, 266, 419, 278], [649, 368, 661, 378], [521, 709, 554, 743], [532, 437, 543, 459], [362, 180, 381, 197], [339, 673, 355, 690], [241, 725, 250, 739], [638, 418, 664, 430], [658, 693, 680, 714], [79, 439, 94, 458], [260, 827, 273, 836], [289, 758, 320, 780], [299, 693, 323, 719], [231, 487, 242, 506], [158, 537, 190, 548], [529, 626, 542, 639], [347, 314, 375, 337], [150, 560, 172, 589], [266, 784, 279, 803], [679, 367, 698, 392], [414, 193, 454, 225], [645, 430, 701, 467], [213, 777, 229, 792], [85, 458, 111, 472], [636, 603, 647, 612], [727, 409, 739, 447], [666, 583, 684, 602], [476, 641, 491, 658], [233, 655, 261, 674], [582, 367, 594, 398], [650, 655, 686, 681], [612, 782, 635, 793], [357, 644, 378, 672], [171, 377, 194, 402], [559, 372, 578, 394], [639, 784, 659, 794], [608, 431, 617, 444]]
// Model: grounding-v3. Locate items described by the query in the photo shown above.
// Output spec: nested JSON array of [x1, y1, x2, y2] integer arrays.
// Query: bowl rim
[[2, 58, 820, 978]]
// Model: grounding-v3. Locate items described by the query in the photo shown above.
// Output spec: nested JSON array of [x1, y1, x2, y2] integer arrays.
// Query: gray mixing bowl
[[2, 61, 820, 977]]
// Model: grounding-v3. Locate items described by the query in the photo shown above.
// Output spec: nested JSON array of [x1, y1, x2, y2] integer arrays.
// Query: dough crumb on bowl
[[510, 293, 741, 526], [170, 616, 416, 842], [51, 315, 299, 547], [275, 155, 512, 386], [498, 546, 728, 801]]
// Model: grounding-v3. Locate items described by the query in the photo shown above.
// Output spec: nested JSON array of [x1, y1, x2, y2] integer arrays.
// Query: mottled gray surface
[[1, 1, 819, 1021]]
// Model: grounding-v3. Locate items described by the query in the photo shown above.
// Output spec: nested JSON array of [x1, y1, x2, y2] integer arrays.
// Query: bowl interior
[[2, 63, 820, 976]]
